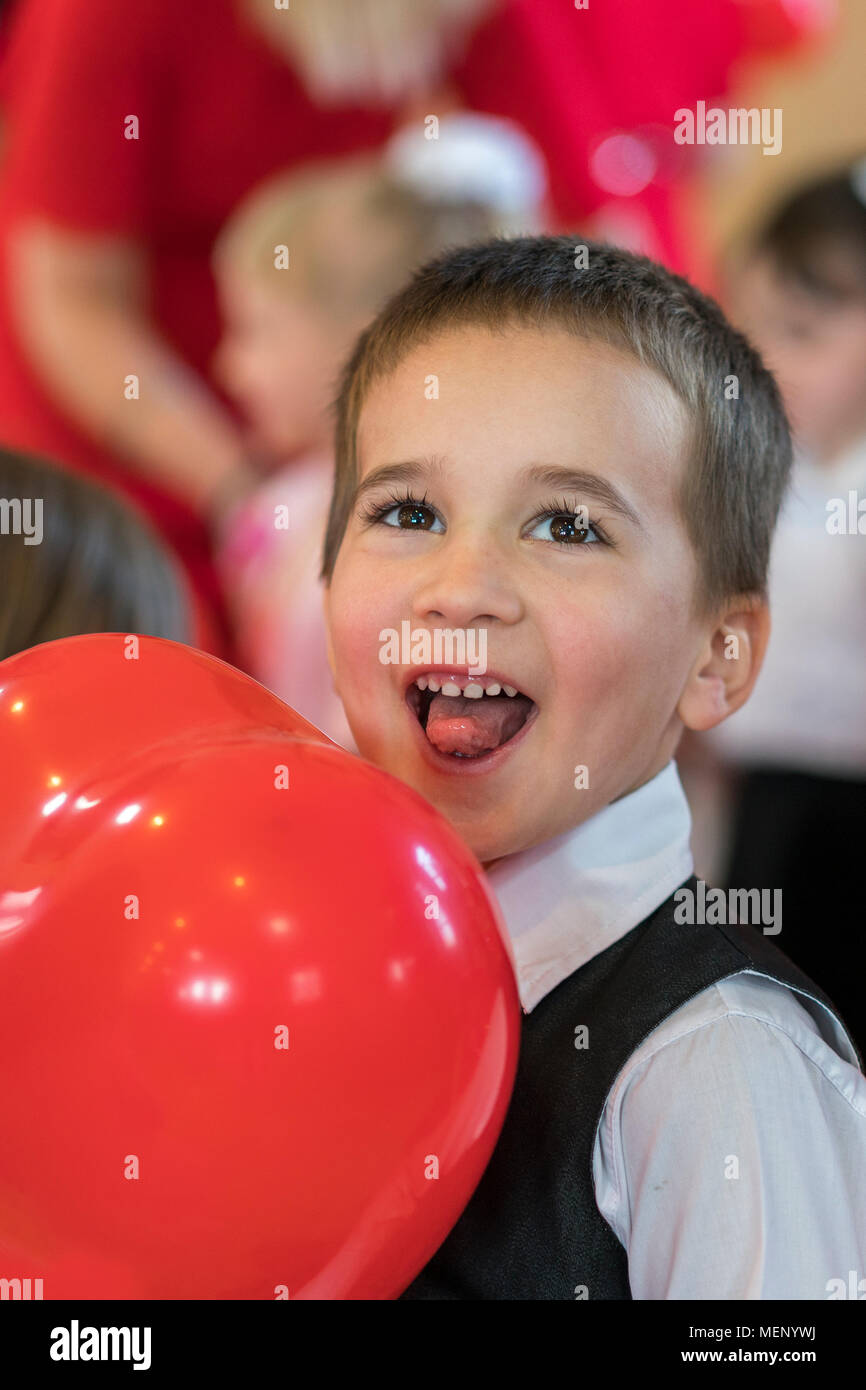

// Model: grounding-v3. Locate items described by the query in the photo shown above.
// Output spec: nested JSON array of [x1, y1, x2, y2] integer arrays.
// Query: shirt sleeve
[[0, 0, 166, 233], [607, 1012, 866, 1299]]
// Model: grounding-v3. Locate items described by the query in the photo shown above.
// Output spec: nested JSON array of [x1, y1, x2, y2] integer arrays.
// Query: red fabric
[[0, 0, 824, 659], [0, 0, 394, 659], [452, 0, 824, 270]]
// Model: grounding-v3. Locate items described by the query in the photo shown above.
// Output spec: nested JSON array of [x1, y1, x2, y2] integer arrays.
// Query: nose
[[410, 524, 524, 630]]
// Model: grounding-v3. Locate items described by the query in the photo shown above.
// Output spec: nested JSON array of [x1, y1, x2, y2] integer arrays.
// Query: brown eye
[[370, 498, 446, 533], [525, 507, 606, 547], [396, 503, 436, 529], [549, 512, 590, 543]]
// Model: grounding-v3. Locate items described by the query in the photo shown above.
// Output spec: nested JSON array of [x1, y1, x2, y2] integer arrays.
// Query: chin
[[446, 816, 514, 868]]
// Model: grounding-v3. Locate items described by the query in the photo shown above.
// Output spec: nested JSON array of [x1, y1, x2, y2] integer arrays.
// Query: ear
[[677, 597, 770, 733]]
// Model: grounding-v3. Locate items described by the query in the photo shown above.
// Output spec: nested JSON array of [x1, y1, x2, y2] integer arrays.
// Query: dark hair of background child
[[753, 157, 866, 299], [0, 447, 193, 661]]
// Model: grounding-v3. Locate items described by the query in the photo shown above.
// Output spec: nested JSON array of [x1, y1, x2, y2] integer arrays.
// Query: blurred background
[[0, 0, 863, 1047]]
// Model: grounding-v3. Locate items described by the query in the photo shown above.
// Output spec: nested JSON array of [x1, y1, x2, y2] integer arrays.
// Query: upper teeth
[[415, 675, 519, 698]]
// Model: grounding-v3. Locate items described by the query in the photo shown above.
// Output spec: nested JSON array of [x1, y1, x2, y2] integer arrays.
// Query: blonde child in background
[[210, 118, 545, 746]]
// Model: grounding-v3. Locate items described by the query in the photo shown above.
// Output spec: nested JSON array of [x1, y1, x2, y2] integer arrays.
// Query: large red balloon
[[0, 635, 519, 1299]]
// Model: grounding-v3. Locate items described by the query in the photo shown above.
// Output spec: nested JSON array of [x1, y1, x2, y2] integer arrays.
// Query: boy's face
[[324, 325, 709, 865]]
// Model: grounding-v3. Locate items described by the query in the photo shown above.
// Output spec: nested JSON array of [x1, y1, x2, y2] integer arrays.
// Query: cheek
[[824, 351, 866, 420], [276, 320, 337, 388], [267, 350, 306, 396], [778, 342, 865, 427], [231, 340, 282, 398], [769, 347, 817, 406], [544, 575, 690, 722], [327, 553, 395, 698], [221, 336, 259, 391]]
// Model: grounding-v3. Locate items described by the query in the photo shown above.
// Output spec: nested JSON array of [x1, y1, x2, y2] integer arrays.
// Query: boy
[[321, 235, 866, 1299]]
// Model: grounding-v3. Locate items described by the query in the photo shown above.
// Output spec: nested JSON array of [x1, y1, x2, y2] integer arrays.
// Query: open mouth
[[405, 674, 538, 761]]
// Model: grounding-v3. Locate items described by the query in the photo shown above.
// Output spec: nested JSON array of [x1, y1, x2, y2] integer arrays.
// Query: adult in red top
[[0, 0, 817, 659]]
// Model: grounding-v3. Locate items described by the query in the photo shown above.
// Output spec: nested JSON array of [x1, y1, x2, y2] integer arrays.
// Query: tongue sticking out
[[424, 692, 531, 757]]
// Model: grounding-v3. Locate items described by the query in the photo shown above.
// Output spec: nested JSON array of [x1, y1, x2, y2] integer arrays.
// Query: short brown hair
[[321, 235, 792, 615]]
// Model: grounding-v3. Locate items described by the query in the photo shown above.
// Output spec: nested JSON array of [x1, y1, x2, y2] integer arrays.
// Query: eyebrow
[[523, 465, 643, 530], [352, 457, 447, 508], [353, 458, 643, 530]]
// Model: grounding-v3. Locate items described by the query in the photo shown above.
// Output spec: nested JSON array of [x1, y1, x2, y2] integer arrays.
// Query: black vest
[[399, 875, 860, 1300]]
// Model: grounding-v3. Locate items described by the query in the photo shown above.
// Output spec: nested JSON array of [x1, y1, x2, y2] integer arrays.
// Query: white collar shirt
[[486, 761, 866, 1300]]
